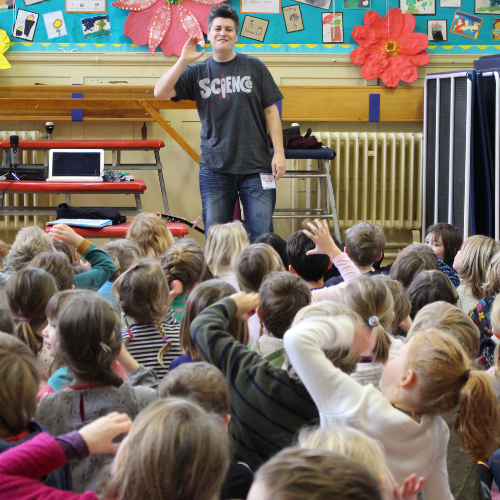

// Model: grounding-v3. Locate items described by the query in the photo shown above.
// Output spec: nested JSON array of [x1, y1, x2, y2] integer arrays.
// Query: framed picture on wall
[[343, 0, 371, 8], [283, 5, 304, 33], [241, 0, 280, 15], [476, 0, 500, 15], [428, 19, 447, 40], [65, 0, 106, 13], [240, 15, 269, 42], [12, 9, 39, 41], [400, 0, 436, 15], [450, 10, 482, 39], [294, 0, 331, 11], [322, 12, 343, 43], [493, 17, 500, 39], [440, 0, 461, 7]]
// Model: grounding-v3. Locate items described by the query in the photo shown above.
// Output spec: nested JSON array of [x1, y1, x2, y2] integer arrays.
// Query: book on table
[[46, 219, 113, 228]]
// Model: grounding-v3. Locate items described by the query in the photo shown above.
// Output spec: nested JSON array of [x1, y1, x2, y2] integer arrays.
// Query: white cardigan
[[283, 316, 453, 500]]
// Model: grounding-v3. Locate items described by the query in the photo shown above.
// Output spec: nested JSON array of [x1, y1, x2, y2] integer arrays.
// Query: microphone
[[10, 135, 19, 169]]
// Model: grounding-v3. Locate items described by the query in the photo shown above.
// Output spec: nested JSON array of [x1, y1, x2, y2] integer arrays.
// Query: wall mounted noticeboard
[[0, 0, 498, 54]]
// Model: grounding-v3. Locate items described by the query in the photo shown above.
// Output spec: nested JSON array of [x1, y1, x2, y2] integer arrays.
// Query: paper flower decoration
[[112, 0, 225, 56], [350, 7, 429, 87], [0, 29, 10, 70]]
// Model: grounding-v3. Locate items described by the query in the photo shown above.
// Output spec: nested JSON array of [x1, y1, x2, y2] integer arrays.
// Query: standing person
[[154, 4, 286, 242]]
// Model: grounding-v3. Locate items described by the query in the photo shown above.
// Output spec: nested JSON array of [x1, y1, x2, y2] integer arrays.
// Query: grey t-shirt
[[172, 53, 284, 174]]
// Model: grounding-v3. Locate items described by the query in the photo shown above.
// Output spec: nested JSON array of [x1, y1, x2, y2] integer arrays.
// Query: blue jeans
[[199, 167, 276, 242]]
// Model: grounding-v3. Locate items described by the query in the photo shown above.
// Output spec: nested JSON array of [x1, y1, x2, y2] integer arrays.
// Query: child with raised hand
[[407, 270, 458, 319], [408, 302, 486, 500], [114, 257, 182, 378], [205, 221, 250, 291], [250, 272, 310, 366], [97, 240, 142, 314], [236, 242, 284, 341], [247, 447, 383, 500], [283, 306, 500, 499], [5, 267, 58, 381], [47, 223, 115, 291], [298, 426, 424, 500], [160, 238, 206, 322], [126, 212, 174, 258], [0, 333, 73, 492], [35, 291, 158, 493], [159, 362, 254, 500], [170, 279, 247, 371], [453, 235, 500, 314], [0, 399, 230, 500]]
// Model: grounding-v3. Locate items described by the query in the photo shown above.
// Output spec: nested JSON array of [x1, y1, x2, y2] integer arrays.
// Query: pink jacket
[[0, 432, 98, 500]]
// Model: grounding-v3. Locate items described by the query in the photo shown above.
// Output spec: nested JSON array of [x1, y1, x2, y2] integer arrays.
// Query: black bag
[[56, 203, 126, 225]]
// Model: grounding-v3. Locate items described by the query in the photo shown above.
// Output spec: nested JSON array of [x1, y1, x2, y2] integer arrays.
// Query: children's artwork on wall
[[241, 0, 280, 15], [43, 11, 67, 38], [493, 17, 500, 38], [12, 9, 39, 40], [24, 0, 47, 6], [66, 0, 106, 13], [0, 0, 13, 12], [440, 0, 460, 6], [343, 0, 370, 8], [451, 10, 482, 38], [294, 0, 331, 11], [476, 0, 500, 14], [428, 19, 447, 39], [81, 14, 111, 38], [240, 15, 269, 41], [400, 0, 436, 15], [283, 5, 304, 32], [322, 12, 343, 42]]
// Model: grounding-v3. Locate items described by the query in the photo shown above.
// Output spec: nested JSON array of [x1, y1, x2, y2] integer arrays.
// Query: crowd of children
[[1, 211, 500, 500]]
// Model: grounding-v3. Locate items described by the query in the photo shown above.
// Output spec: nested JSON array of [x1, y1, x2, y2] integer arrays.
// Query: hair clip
[[100, 342, 112, 355], [18, 317, 30, 323], [368, 316, 379, 327], [273, 255, 282, 271], [130, 265, 137, 271]]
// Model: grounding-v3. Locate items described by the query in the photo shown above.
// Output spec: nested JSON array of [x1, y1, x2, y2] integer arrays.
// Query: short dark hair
[[255, 232, 289, 269], [287, 231, 330, 283], [389, 243, 439, 289], [208, 4, 240, 32]]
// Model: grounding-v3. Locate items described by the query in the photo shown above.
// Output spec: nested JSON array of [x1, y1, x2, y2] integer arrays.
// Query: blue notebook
[[46, 219, 112, 228]]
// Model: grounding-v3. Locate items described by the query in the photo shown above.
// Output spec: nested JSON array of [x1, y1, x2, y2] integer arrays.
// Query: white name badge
[[260, 173, 276, 190]]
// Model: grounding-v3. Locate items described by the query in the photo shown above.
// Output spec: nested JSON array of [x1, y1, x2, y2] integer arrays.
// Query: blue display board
[[0, 0, 498, 54]]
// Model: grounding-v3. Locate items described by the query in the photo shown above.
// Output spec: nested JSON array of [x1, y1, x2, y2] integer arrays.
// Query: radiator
[[311, 132, 423, 232], [0, 130, 45, 229]]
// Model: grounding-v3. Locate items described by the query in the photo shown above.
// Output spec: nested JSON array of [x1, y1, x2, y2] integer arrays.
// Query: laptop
[[46, 149, 104, 182]]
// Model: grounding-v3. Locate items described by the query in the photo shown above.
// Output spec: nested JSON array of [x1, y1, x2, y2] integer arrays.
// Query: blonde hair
[[236, 243, 283, 293], [102, 240, 143, 282], [205, 221, 249, 276], [344, 222, 386, 267], [389, 243, 439, 289], [341, 275, 394, 364], [103, 398, 230, 500], [407, 329, 500, 460], [298, 426, 394, 487], [179, 279, 247, 360], [158, 362, 230, 416], [459, 235, 500, 300], [483, 251, 500, 297], [5, 267, 58, 356], [113, 258, 171, 366], [160, 239, 206, 294], [126, 212, 175, 258], [0, 333, 39, 436], [7, 226, 54, 272], [409, 301, 480, 361], [287, 301, 362, 377], [254, 447, 382, 500], [30, 251, 74, 291], [378, 276, 411, 336]]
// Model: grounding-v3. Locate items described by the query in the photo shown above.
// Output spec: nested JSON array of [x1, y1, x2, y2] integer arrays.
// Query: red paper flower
[[112, 0, 225, 56], [350, 7, 429, 87]]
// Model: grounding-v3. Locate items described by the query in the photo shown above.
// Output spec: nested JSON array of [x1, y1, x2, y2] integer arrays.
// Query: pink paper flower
[[350, 7, 429, 87], [112, 0, 225, 56]]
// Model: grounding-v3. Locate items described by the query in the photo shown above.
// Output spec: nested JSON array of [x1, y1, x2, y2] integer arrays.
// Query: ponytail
[[15, 320, 41, 356], [372, 326, 391, 364], [456, 370, 500, 460]]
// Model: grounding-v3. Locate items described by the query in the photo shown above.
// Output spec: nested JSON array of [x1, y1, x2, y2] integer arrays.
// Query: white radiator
[[312, 132, 423, 231], [0, 131, 45, 229]]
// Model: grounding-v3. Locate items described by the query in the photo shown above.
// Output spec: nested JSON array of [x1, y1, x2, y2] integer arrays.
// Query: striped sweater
[[121, 309, 181, 380], [191, 297, 319, 471]]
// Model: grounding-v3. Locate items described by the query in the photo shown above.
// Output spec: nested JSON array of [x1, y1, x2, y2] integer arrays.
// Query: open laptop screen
[[52, 151, 102, 177]]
